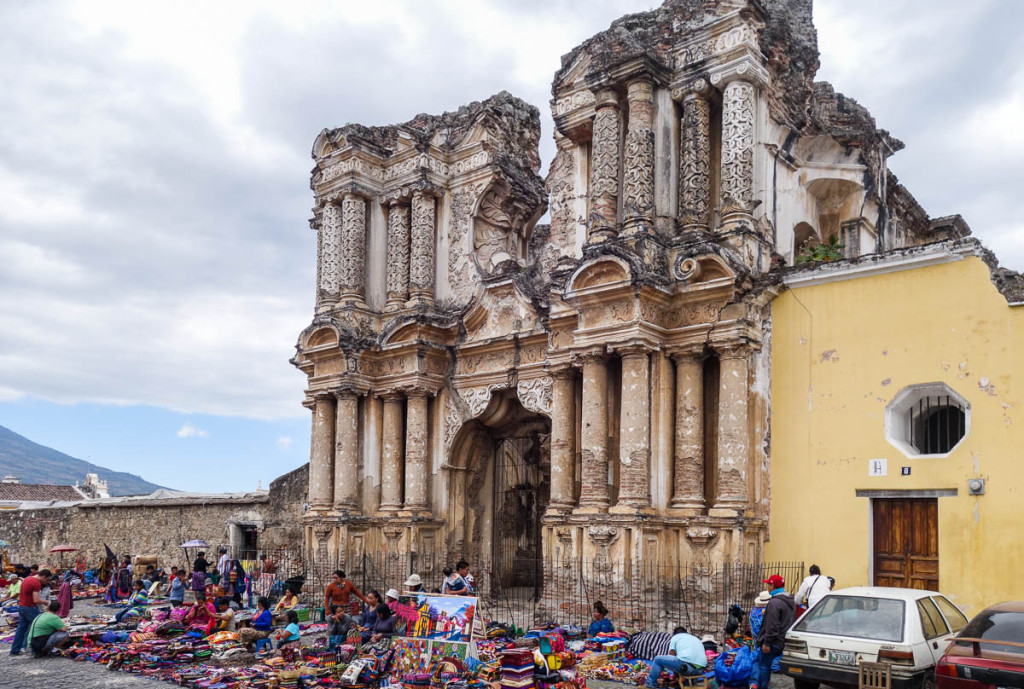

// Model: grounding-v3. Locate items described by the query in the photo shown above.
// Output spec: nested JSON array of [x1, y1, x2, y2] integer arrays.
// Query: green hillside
[[0, 424, 166, 497]]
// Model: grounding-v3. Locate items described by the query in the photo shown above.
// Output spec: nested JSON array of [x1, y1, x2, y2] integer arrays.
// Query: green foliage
[[796, 235, 845, 264]]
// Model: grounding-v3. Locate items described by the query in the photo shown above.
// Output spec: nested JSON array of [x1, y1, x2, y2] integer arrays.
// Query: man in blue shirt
[[645, 626, 707, 688]]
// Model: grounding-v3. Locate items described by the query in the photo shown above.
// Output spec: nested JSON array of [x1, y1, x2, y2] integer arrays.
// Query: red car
[[936, 601, 1024, 689]]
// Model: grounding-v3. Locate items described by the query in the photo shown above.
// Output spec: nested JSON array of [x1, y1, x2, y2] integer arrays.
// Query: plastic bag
[[714, 646, 754, 686]]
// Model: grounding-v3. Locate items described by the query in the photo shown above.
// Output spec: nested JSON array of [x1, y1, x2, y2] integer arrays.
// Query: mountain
[[0, 424, 166, 497]]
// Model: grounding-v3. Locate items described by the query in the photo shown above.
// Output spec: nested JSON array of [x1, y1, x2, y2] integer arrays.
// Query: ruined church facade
[[291, 0, 954, 588]]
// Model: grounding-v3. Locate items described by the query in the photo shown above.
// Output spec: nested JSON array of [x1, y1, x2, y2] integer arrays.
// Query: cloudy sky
[[1, 0, 1021, 493]]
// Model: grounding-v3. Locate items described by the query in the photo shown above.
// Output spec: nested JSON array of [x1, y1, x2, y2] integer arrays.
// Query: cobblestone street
[[0, 652, 163, 688]]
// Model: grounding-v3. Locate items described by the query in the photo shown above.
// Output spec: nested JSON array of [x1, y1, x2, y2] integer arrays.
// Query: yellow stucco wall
[[766, 254, 1023, 616]]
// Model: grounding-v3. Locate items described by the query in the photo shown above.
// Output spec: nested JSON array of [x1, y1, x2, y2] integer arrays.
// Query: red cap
[[763, 574, 785, 589]]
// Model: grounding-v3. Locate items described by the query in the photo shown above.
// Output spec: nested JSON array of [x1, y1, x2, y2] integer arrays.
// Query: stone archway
[[446, 389, 551, 592]]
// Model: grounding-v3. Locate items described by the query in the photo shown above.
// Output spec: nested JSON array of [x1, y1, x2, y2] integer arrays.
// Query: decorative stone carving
[[448, 183, 486, 306], [340, 194, 367, 299], [474, 187, 519, 270], [461, 384, 504, 418], [674, 256, 703, 282], [319, 203, 342, 302], [588, 525, 620, 579], [720, 80, 756, 214], [679, 89, 712, 229], [588, 90, 620, 242], [554, 89, 596, 116], [665, 302, 722, 328], [444, 396, 464, 457], [715, 24, 756, 52], [623, 80, 655, 233], [685, 526, 719, 573], [410, 192, 435, 302], [385, 203, 410, 308], [555, 527, 573, 568], [516, 376, 553, 416], [313, 520, 333, 543]]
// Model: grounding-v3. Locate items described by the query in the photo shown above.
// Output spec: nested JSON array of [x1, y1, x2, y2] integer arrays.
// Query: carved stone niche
[[473, 182, 535, 274]]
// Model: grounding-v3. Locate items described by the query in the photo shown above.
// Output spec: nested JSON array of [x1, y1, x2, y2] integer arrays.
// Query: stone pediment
[[462, 279, 544, 345]]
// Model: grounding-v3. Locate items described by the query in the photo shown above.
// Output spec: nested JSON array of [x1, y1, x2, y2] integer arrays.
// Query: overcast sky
[[1, 0, 1021, 493]]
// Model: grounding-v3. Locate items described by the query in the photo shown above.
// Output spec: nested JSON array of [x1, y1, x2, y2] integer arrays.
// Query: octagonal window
[[885, 383, 970, 458]]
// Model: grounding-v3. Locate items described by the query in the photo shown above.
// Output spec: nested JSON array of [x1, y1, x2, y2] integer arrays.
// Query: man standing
[[446, 561, 473, 596], [217, 548, 231, 581], [325, 570, 367, 614], [645, 626, 707, 688], [752, 574, 796, 689], [28, 600, 69, 657], [794, 565, 831, 613], [10, 568, 51, 656]]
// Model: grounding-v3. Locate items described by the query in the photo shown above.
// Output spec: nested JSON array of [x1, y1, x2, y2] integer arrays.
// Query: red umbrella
[[49, 544, 77, 568]]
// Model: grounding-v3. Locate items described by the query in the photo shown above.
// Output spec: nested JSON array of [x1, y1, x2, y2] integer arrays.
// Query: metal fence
[[258, 549, 801, 639]]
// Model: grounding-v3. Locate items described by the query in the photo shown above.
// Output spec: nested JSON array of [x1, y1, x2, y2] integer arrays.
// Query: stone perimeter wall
[[0, 464, 308, 569]]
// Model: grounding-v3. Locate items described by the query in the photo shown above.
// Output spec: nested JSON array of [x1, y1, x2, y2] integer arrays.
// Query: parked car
[[935, 600, 1024, 689], [781, 586, 968, 689]]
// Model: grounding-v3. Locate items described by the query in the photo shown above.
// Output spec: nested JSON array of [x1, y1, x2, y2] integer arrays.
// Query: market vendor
[[357, 589, 383, 641], [589, 601, 614, 636], [273, 587, 300, 620], [368, 602, 396, 644], [212, 597, 236, 631], [325, 569, 367, 614], [184, 591, 217, 635], [645, 626, 707, 689], [28, 600, 69, 657], [239, 596, 273, 650], [113, 580, 149, 624], [168, 570, 187, 606], [191, 551, 210, 592], [274, 610, 301, 652], [0, 575, 19, 606], [328, 603, 355, 648]]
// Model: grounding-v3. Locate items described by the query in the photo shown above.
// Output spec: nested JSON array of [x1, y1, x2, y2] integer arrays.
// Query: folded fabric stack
[[501, 648, 537, 689], [601, 639, 626, 661]]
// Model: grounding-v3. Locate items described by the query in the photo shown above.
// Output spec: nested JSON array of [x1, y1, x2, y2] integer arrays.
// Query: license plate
[[828, 650, 857, 666]]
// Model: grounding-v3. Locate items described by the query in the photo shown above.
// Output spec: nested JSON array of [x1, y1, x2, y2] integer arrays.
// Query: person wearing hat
[[385, 588, 400, 605], [404, 573, 424, 592], [751, 575, 795, 689], [749, 590, 771, 638]]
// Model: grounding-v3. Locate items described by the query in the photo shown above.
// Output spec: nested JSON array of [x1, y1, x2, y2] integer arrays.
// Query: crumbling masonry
[[291, 0, 1022, 594]]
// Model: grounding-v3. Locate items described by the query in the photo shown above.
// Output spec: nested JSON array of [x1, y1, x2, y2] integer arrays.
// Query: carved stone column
[[308, 394, 336, 511], [547, 366, 576, 514], [340, 193, 367, 303], [713, 346, 749, 514], [718, 79, 757, 220], [379, 394, 405, 512], [612, 347, 651, 512], [334, 391, 359, 513], [676, 80, 712, 232], [588, 88, 621, 244], [671, 351, 705, 511], [319, 203, 342, 306], [410, 191, 435, 304], [622, 79, 655, 236], [576, 353, 610, 513], [403, 392, 430, 514], [385, 201, 410, 311]]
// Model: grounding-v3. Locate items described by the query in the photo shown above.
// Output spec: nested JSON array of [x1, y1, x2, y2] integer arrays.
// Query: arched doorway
[[448, 389, 550, 595]]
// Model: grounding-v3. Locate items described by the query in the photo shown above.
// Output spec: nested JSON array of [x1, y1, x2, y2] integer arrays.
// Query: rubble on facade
[[295, 0, 959, 591]]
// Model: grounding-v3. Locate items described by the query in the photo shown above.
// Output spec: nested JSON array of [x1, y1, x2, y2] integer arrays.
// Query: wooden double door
[[873, 498, 939, 590]]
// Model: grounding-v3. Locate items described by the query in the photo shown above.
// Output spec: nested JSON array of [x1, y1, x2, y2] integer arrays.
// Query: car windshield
[[794, 595, 905, 642], [957, 610, 1024, 654]]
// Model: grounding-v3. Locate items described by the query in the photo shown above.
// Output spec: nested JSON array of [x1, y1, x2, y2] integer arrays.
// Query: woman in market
[[588, 601, 614, 636], [273, 586, 300, 621], [239, 596, 274, 650], [191, 551, 210, 592], [112, 580, 149, 624], [357, 589, 383, 643], [748, 591, 771, 638], [274, 609, 302, 653], [366, 602, 396, 649], [184, 591, 217, 635]]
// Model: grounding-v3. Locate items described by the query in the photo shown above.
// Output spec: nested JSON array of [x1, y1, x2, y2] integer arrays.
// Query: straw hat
[[754, 590, 772, 607]]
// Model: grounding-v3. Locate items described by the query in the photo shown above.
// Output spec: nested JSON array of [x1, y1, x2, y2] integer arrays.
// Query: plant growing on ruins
[[796, 235, 845, 264]]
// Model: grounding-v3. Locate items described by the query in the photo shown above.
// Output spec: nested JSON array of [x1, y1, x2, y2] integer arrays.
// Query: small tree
[[796, 234, 845, 264]]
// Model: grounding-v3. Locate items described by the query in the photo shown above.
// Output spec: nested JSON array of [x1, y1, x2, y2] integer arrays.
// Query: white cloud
[[176, 424, 209, 439], [276, 436, 293, 450]]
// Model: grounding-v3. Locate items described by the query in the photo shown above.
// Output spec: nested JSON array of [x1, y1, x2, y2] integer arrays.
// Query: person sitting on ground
[[239, 596, 274, 650], [29, 600, 69, 658], [369, 603, 396, 644], [113, 580, 149, 624], [404, 573, 424, 593], [274, 610, 301, 652], [794, 564, 831, 613], [184, 591, 217, 635], [325, 569, 367, 615], [328, 603, 355, 649], [1, 575, 20, 606], [168, 570, 187, 606], [213, 597, 236, 631], [384, 588, 400, 606], [588, 601, 615, 636], [273, 587, 300, 620], [645, 626, 708, 688], [358, 590, 382, 642]]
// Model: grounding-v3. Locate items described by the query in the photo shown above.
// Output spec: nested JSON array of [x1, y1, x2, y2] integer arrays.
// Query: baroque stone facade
[[291, 0, 991, 587]]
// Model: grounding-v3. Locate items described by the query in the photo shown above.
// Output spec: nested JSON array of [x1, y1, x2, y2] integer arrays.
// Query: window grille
[[910, 395, 966, 455]]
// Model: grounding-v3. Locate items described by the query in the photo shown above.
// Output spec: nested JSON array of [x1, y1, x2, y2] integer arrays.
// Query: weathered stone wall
[[0, 464, 307, 569]]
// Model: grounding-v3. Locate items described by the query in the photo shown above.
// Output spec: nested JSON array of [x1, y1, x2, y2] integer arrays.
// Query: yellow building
[[767, 242, 1024, 616]]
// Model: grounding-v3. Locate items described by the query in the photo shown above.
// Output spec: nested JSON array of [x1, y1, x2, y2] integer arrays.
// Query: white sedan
[[781, 587, 969, 689]]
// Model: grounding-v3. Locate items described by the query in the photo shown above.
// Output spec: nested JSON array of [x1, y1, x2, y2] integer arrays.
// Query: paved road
[[0, 652, 163, 688]]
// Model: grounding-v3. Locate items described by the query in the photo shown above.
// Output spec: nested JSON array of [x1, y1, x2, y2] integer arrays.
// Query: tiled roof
[[0, 483, 84, 502]]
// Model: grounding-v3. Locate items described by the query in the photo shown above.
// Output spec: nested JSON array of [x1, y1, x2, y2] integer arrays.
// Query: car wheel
[[920, 673, 936, 689], [794, 680, 819, 689]]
